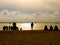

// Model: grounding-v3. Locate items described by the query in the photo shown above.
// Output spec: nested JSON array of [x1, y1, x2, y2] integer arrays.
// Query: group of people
[[3, 22, 59, 31], [3, 22, 34, 31], [44, 25, 59, 31], [3, 22, 19, 31]]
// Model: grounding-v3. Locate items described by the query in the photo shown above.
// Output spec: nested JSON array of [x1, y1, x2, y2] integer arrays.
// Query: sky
[[0, 0, 60, 22]]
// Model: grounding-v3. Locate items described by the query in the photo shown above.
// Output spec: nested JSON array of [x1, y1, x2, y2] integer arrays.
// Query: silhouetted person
[[9, 26, 11, 31], [12, 22, 19, 31], [20, 28, 22, 31], [54, 25, 59, 31], [16, 27, 19, 31], [44, 25, 48, 31], [3, 26, 8, 31], [5, 26, 8, 31], [31, 22, 34, 30], [3, 26, 5, 31], [49, 25, 53, 31], [13, 22, 17, 30], [11, 26, 13, 31]]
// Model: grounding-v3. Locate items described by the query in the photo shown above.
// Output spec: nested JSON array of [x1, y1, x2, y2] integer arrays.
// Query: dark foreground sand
[[0, 30, 60, 45]]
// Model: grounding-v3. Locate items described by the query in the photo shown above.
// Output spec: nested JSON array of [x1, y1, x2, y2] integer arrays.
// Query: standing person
[[3, 26, 5, 31], [9, 26, 11, 31], [13, 22, 16, 31], [31, 22, 34, 30]]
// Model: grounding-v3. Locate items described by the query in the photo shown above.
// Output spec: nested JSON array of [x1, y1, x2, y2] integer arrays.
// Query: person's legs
[[31, 27, 33, 30]]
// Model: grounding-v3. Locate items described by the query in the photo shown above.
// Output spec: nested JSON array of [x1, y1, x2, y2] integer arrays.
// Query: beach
[[0, 30, 60, 45]]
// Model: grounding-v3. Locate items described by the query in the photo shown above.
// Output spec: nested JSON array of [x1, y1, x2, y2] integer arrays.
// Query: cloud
[[0, 9, 60, 22], [0, 0, 59, 22]]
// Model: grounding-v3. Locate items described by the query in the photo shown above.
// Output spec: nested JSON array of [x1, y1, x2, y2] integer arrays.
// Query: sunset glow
[[17, 23, 31, 30]]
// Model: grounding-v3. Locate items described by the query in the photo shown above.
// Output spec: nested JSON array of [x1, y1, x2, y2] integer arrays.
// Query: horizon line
[[0, 22, 60, 23]]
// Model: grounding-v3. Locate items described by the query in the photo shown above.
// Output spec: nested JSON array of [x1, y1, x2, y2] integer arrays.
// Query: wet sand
[[0, 30, 60, 45]]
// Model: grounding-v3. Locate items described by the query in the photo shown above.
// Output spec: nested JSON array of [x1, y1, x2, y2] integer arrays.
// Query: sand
[[0, 30, 60, 45]]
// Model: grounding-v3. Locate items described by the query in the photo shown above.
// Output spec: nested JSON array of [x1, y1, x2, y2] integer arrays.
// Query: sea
[[0, 22, 60, 31]]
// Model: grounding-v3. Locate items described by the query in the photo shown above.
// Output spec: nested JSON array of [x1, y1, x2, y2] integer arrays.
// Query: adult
[[49, 25, 53, 31], [31, 22, 34, 30], [44, 25, 48, 31], [54, 25, 59, 31]]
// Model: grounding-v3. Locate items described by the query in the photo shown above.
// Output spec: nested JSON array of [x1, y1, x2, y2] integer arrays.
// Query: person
[[16, 27, 19, 31], [12, 22, 19, 31], [13, 22, 17, 30], [31, 22, 34, 30], [49, 25, 53, 31], [44, 25, 48, 31], [3, 26, 5, 31], [3, 26, 8, 31], [5, 26, 8, 31], [20, 28, 22, 31], [54, 25, 59, 31], [9, 26, 11, 31]]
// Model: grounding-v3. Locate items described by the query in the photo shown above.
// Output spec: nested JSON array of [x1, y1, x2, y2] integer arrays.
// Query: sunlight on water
[[17, 23, 31, 30]]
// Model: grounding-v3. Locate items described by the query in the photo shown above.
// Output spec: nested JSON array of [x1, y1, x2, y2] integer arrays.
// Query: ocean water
[[0, 22, 60, 31]]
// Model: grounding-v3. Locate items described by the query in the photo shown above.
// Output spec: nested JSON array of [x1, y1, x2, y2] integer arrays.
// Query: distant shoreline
[[0, 22, 60, 23]]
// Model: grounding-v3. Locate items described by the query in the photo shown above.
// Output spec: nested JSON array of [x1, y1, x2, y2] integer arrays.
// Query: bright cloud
[[0, 0, 60, 22], [0, 9, 60, 22]]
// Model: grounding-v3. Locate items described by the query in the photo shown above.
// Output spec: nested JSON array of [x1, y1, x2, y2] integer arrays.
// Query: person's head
[[31, 22, 33, 23], [13, 22, 16, 26]]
